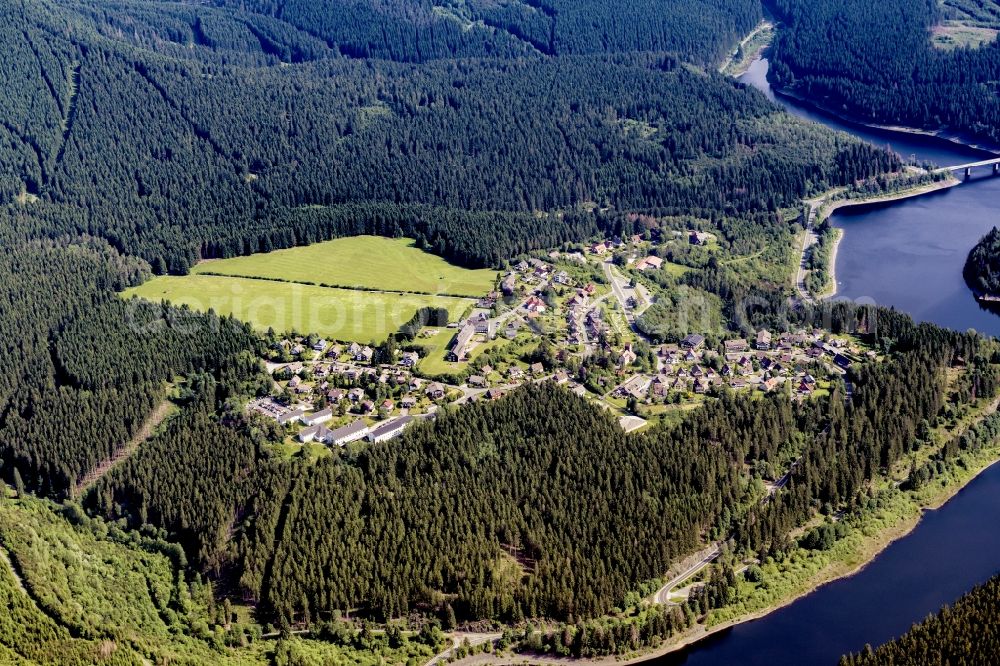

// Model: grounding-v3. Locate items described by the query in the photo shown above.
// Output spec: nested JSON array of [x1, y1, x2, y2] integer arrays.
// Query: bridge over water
[[934, 156, 1000, 178]]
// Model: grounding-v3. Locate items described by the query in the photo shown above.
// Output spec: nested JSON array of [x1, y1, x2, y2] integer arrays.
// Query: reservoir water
[[740, 58, 1000, 337], [650, 59, 1000, 665]]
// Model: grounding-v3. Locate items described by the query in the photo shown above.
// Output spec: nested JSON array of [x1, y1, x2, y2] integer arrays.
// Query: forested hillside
[[208, 0, 763, 63], [769, 0, 1000, 145], [963, 226, 1000, 295], [841, 574, 1000, 665], [73, 300, 998, 629], [0, 0, 897, 272]]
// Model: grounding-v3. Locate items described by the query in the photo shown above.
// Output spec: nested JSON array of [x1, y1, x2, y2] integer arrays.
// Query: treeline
[[769, 0, 1000, 146], [0, 0, 898, 272], [840, 574, 1000, 665], [963, 226, 1000, 295]]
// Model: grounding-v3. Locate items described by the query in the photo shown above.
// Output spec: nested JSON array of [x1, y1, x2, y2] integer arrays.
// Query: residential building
[[448, 323, 477, 362], [300, 408, 333, 426], [299, 424, 331, 444], [368, 417, 414, 443], [681, 334, 706, 350], [277, 408, 306, 425], [329, 420, 370, 446]]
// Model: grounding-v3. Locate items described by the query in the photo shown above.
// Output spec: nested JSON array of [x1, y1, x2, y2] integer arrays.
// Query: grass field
[[932, 23, 998, 49], [194, 236, 497, 297], [124, 275, 473, 344]]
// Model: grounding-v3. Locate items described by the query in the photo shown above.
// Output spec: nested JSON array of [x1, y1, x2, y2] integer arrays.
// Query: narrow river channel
[[647, 58, 1000, 665]]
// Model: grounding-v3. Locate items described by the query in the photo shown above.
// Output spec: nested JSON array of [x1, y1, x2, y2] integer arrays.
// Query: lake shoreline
[[770, 85, 1000, 158], [817, 177, 962, 300]]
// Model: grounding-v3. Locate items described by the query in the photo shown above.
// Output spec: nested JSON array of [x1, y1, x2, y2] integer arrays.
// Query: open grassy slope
[[124, 274, 474, 343], [193, 236, 497, 297]]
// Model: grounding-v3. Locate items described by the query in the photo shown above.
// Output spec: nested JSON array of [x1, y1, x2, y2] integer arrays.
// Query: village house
[[400, 351, 419, 368], [448, 323, 477, 362], [589, 241, 609, 255], [756, 329, 772, 351], [530, 362, 545, 376], [368, 416, 414, 443], [616, 374, 651, 400], [681, 334, 706, 351], [426, 382, 446, 400], [724, 339, 749, 354], [761, 377, 782, 393], [474, 317, 497, 338], [634, 255, 664, 271], [468, 375, 487, 388], [276, 407, 306, 425], [359, 400, 375, 414], [524, 296, 547, 314], [400, 396, 417, 409], [300, 408, 333, 426], [501, 274, 517, 295], [329, 420, 370, 447], [348, 387, 366, 402], [298, 424, 331, 444], [356, 346, 374, 363]]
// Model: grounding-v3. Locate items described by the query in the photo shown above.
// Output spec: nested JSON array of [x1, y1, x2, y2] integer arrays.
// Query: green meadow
[[193, 236, 497, 297], [124, 275, 473, 344]]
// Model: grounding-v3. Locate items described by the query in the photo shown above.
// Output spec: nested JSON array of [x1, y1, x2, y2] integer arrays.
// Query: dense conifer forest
[[963, 226, 1000, 295], [0, 0, 897, 272], [840, 574, 1000, 665], [769, 0, 1000, 146]]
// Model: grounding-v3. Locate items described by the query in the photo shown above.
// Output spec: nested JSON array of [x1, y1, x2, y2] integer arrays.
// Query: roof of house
[[277, 408, 306, 424], [304, 408, 333, 422], [682, 333, 706, 347], [369, 416, 414, 440], [330, 420, 369, 441]]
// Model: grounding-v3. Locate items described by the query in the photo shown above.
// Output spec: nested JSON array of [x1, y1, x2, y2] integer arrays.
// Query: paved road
[[653, 544, 723, 604], [424, 632, 503, 666], [795, 226, 819, 302], [794, 198, 824, 303], [602, 261, 651, 342]]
